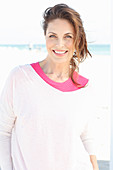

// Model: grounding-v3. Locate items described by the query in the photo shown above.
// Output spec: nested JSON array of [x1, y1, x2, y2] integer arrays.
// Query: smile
[[53, 50, 68, 55]]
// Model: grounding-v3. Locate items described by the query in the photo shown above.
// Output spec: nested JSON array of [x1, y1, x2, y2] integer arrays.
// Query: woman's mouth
[[52, 50, 68, 55]]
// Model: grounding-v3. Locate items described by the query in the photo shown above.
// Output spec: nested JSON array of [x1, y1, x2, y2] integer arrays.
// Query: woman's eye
[[65, 35, 72, 38], [49, 35, 56, 38]]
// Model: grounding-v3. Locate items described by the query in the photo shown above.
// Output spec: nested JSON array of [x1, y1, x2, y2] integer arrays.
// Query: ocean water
[[0, 44, 111, 56], [88, 44, 110, 56]]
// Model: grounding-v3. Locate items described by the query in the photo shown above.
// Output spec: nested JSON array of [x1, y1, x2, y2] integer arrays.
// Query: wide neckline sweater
[[31, 62, 88, 92], [0, 62, 96, 170]]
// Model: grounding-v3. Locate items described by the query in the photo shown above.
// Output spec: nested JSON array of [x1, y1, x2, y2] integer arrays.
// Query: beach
[[0, 47, 111, 164]]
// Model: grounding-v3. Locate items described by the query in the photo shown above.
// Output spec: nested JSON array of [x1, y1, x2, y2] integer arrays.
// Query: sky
[[0, 0, 111, 44]]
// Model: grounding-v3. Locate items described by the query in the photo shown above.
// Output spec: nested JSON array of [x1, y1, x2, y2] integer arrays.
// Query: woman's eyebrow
[[48, 32, 57, 34], [64, 33, 74, 35], [48, 32, 74, 35]]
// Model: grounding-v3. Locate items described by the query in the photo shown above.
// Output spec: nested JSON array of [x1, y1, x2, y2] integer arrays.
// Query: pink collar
[[30, 62, 88, 92]]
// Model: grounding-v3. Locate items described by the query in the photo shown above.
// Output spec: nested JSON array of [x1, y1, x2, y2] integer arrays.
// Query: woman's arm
[[90, 155, 99, 170], [80, 111, 99, 169], [0, 135, 13, 170], [0, 69, 16, 170]]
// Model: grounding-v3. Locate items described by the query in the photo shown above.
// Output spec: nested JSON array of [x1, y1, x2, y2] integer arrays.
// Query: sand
[[0, 47, 111, 160]]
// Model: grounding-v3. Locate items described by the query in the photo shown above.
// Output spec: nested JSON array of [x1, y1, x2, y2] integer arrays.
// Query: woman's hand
[[90, 155, 99, 170]]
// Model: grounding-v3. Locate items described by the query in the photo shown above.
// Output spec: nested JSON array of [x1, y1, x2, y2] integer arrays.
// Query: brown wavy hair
[[42, 3, 92, 86]]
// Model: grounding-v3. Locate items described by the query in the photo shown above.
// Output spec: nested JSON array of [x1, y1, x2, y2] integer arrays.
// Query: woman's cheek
[[65, 39, 74, 47], [46, 39, 56, 47]]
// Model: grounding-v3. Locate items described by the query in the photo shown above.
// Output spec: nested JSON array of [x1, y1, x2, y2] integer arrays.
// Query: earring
[[73, 50, 77, 57]]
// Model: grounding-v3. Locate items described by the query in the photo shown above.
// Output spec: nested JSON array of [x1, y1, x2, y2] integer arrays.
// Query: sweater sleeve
[[0, 69, 17, 170], [80, 113, 96, 156]]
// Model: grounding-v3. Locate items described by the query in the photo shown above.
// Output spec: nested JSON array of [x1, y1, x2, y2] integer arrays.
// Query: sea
[[0, 44, 111, 56]]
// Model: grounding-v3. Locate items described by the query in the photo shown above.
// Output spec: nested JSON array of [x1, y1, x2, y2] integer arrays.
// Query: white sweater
[[0, 62, 96, 170]]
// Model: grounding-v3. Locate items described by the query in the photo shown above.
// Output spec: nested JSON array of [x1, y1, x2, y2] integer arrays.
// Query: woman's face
[[45, 19, 75, 64]]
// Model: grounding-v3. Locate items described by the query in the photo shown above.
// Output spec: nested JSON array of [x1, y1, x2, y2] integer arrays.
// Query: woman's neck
[[39, 58, 71, 82]]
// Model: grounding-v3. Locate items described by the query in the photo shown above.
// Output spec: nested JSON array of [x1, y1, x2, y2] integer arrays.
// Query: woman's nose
[[56, 39, 65, 47]]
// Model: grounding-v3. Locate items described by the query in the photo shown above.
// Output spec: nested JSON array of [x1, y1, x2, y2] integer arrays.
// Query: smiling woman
[[0, 3, 99, 170], [45, 19, 75, 67], [42, 3, 92, 85]]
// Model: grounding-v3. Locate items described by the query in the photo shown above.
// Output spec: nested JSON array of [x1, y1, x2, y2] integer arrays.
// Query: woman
[[0, 3, 99, 170]]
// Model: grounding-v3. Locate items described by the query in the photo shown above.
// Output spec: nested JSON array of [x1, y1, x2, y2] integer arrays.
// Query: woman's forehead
[[46, 19, 75, 34]]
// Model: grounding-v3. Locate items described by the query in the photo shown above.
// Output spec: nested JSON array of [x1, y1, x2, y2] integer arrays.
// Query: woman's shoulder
[[10, 64, 31, 75], [5, 64, 32, 83]]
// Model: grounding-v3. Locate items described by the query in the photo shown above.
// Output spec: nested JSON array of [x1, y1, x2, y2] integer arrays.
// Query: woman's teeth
[[53, 50, 67, 54]]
